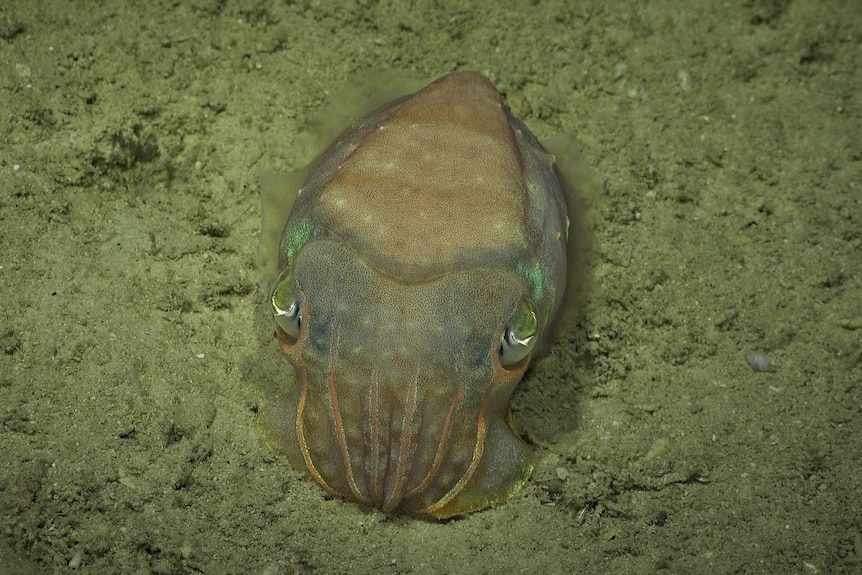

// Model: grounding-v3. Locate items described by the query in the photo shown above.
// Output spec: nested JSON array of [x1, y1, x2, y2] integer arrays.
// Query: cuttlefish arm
[[258, 72, 580, 518]]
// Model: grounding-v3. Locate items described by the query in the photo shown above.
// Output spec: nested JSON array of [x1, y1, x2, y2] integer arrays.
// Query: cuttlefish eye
[[498, 300, 538, 369], [273, 299, 302, 339], [271, 272, 302, 340]]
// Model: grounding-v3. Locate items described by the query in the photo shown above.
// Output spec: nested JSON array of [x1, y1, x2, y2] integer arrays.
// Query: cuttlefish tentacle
[[405, 377, 467, 500], [367, 365, 381, 500], [294, 366, 335, 496], [381, 367, 421, 512], [322, 325, 370, 504]]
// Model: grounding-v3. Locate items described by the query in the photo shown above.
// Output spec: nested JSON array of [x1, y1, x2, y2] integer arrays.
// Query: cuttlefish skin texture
[[260, 72, 570, 518]]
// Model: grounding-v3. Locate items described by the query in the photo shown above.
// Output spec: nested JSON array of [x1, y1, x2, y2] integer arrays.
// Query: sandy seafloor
[[1, 0, 860, 573]]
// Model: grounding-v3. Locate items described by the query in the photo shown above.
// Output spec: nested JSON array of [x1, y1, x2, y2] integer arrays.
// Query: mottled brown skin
[[260, 72, 571, 518]]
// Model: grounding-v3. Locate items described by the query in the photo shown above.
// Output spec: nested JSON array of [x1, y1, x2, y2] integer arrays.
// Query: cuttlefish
[[258, 71, 583, 518]]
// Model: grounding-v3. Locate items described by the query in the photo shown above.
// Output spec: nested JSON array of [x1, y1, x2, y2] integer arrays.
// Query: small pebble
[[677, 69, 692, 91], [746, 350, 774, 372]]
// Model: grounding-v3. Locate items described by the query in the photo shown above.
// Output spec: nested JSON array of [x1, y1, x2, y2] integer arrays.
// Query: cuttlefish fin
[[302, 69, 427, 150], [257, 167, 305, 291], [543, 133, 600, 341]]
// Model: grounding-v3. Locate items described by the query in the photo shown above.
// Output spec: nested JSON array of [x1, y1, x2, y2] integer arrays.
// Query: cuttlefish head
[[258, 72, 573, 518], [265, 238, 541, 518]]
